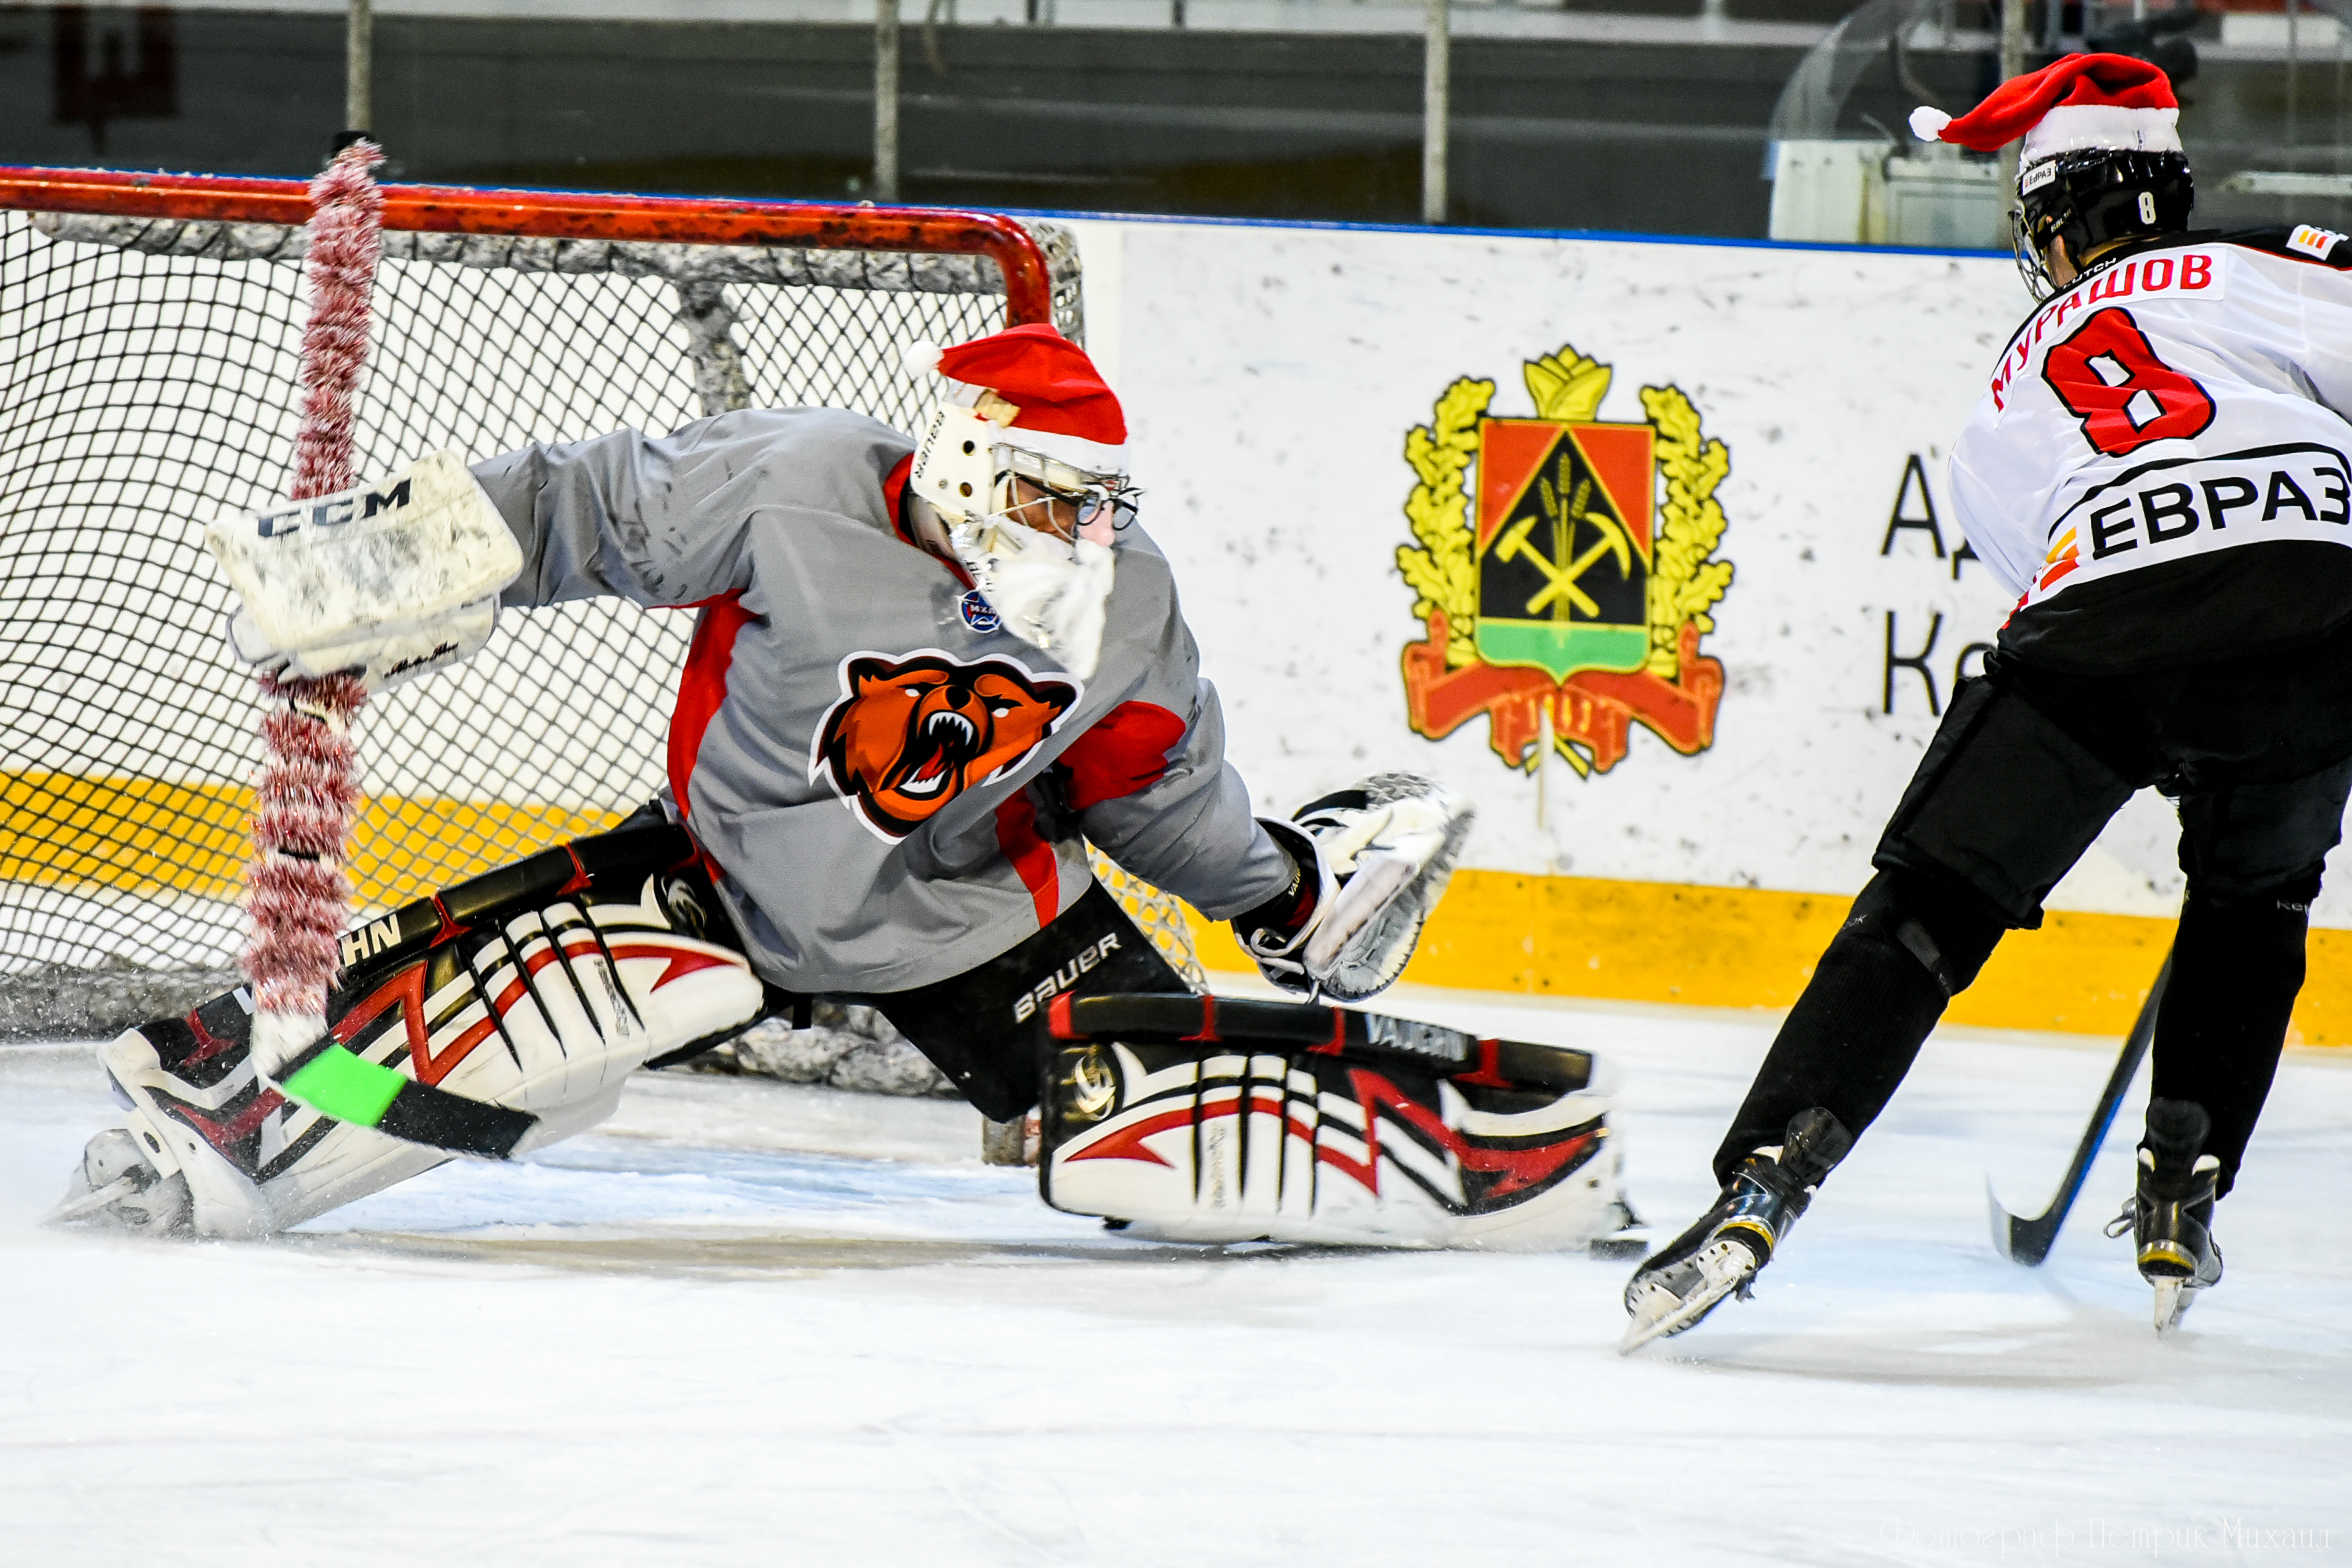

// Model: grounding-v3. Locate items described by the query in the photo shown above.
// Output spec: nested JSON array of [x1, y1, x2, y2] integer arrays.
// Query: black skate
[[2106, 1097, 2223, 1335], [1620, 1108, 1852, 1352]]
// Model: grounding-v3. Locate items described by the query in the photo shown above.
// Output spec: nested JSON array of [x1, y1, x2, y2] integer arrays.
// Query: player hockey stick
[[1987, 948, 2170, 1267]]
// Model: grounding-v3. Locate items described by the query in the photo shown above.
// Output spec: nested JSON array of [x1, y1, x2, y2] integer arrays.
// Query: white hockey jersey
[[1951, 226, 2352, 671]]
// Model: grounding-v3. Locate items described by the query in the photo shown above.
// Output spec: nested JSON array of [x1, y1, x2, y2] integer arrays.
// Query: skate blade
[[2152, 1277, 2197, 1336], [42, 1175, 139, 1226], [1619, 1238, 1755, 1354]]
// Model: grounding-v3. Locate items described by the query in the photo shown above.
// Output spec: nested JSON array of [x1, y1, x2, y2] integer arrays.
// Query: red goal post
[[0, 168, 1144, 1034]]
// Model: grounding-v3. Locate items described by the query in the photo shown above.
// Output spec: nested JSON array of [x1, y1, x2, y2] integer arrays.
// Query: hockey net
[[0, 168, 1202, 1037]]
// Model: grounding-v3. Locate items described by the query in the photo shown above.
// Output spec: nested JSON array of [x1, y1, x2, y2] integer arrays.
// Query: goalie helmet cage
[[0, 166, 1197, 1037]]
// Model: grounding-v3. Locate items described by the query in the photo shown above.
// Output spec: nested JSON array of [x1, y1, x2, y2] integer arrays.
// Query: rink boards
[[1063, 214, 2352, 1044]]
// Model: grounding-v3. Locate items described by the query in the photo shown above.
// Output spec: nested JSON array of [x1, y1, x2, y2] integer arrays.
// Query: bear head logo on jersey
[[812, 650, 1080, 840]]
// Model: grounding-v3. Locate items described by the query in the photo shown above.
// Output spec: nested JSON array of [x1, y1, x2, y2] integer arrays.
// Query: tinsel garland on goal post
[[242, 141, 383, 1075]]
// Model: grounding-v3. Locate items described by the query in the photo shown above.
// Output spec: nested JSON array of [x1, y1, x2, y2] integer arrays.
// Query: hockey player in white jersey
[[58, 324, 1627, 1255], [1625, 53, 2352, 1346]]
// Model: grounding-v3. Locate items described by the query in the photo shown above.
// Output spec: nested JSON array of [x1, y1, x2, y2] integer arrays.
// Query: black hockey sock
[[1712, 872, 2003, 1186], [2141, 1097, 2211, 1175], [2149, 885, 2308, 1197]]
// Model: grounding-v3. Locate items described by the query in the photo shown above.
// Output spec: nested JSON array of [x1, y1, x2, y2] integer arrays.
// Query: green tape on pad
[[279, 1044, 406, 1127]]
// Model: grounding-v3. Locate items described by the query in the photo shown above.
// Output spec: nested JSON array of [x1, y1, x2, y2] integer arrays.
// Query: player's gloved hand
[[1235, 773, 1473, 1003], [224, 595, 502, 695], [206, 448, 521, 695]]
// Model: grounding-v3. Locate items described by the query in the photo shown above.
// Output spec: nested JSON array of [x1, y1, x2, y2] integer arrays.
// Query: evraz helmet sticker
[[809, 648, 1081, 841]]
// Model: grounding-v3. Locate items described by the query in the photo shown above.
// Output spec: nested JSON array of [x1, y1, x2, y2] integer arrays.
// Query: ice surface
[[3, 991, 2348, 1566]]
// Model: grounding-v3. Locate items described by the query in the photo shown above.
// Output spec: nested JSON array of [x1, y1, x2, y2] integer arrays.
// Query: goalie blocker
[[1039, 993, 1632, 1250]]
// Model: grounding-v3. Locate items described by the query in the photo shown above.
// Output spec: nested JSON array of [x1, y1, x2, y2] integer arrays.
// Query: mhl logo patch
[[958, 588, 1002, 633], [810, 649, 1080, 841]]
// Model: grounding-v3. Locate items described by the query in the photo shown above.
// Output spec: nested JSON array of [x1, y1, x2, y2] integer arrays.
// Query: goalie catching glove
[[207, 449, 520, 694], [1235, 773, 1472, 1003]]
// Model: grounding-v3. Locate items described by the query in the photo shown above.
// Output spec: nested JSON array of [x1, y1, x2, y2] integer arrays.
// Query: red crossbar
[[0, 165, 1058, 327]]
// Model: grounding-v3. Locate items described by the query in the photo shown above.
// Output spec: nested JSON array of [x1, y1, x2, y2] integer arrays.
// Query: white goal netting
[[0, 185, 1202, 1034]]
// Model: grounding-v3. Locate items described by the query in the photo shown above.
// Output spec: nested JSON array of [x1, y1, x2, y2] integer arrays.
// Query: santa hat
[[903, 323, 1127, 476], [1910, 52, 2180, 168]]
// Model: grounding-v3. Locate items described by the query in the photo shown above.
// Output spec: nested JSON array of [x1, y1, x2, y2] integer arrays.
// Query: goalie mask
[[905, 325, 1139, 679], [1910, 52, 2193, 301]]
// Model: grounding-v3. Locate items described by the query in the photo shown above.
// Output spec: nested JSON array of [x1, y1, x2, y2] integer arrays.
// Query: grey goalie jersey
[[473, 408, 1293, 994]]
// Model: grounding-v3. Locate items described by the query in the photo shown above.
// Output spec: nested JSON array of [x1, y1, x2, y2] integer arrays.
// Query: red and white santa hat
[[904, 323, 1127, 477], [1910, 52, 2179, 168]]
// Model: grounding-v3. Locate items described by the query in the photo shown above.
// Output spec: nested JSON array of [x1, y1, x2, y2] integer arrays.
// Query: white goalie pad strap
[[1041, 1040, 1625, 1250], [205, 449, 521, 660]]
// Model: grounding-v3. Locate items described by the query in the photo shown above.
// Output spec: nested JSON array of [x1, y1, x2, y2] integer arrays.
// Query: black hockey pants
[[855, 884, 1189, 1122], [1717, 633, 2352, 1196], [609, 800, 1188, 1121]]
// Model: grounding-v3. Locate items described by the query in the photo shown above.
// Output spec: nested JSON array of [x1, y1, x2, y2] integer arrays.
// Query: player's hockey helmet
[[1911, 53, 2192, 299], [904, 325, 1138, 541]]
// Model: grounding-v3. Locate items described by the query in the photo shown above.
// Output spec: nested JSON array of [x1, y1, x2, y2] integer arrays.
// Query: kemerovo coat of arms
[[1398, 343, 1733, 776]]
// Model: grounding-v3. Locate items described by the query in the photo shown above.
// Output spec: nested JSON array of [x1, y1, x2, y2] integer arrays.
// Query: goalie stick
[[1986, 949, 2170, 1267]]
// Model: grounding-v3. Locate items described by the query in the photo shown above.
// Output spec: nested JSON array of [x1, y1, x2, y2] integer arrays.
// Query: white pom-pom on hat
[[1910, 105, 1953, 142], [901, 340, 944, 378]]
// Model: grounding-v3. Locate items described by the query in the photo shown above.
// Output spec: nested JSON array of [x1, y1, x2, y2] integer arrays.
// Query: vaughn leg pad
[[1039, 993, 1626, 1250], [270, 821, 765, 1155], [96, 1003, 455, 1240], [89, 821, 764, 1237]]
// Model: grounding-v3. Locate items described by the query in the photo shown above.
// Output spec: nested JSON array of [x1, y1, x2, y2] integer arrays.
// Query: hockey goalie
[[57, 324, 1630, 1254]]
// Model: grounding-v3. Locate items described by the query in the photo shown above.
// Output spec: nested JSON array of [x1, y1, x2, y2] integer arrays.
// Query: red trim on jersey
[[1058, 701, 1186, 810], [880, 452, 916, 546], [666, 592, 758, 817], [994, 792, 1061, 929]]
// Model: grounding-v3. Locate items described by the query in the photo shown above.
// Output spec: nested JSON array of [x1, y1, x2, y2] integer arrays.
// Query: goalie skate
[[53, 817, 764, 1238], [48, 1124, 191, 1234], [1038, 993, 1629, 1250]]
